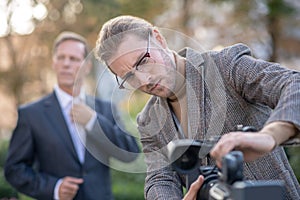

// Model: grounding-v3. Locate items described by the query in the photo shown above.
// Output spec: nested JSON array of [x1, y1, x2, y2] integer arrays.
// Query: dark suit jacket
[[4, 91, 140, 200], [138, 44, 300, 200]]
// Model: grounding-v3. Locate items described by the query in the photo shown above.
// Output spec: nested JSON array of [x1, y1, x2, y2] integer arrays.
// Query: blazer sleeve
[[86, 100, 140, 163], [137, 98, 184, 200], [218, 43, 300, 141], [4, 108, 58, 200], [140, 132, 183, 199]]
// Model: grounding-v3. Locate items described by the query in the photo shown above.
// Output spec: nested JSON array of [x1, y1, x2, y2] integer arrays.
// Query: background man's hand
[[70, 103, 95, 126], [183, 176, 204, 200], [59, 176, 84, 200]]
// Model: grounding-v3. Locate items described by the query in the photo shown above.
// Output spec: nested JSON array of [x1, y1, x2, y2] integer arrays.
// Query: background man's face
[[52, 40, 87, 91]]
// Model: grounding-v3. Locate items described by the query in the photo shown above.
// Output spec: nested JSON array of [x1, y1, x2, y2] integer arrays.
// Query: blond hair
[[95, 15, 153, 64], [53, 31, 89, 57]]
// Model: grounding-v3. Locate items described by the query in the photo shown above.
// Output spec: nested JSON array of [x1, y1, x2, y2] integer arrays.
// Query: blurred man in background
[[5, 31, 139, 200]]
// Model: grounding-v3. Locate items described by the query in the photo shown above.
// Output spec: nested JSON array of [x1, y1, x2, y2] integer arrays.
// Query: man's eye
[[57, 55, 64, 61], [70, 57, 81, 62], [139, 57, 149, 65]]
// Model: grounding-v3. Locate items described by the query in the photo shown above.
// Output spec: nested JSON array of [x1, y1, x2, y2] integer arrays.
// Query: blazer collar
[[178, 47, 205, 69]]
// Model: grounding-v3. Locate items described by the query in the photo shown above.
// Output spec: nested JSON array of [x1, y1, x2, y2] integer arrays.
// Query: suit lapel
[[82, 95, 101, 165], [43, 92, 80, 163], [85, 96, 96, 111]]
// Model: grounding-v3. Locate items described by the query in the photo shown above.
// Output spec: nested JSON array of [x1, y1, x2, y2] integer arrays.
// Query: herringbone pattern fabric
[[138, 44, 300, 200]]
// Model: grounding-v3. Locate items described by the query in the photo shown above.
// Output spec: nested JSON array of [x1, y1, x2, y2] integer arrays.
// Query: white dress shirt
[[53, 85, 97, 200]]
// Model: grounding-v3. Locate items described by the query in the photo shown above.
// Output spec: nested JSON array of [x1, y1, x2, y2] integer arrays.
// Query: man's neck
[[59, 85, 82, 97], [168, 52, 187, 102]]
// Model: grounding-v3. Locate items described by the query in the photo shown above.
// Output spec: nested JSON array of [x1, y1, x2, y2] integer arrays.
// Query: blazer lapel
[[85, 96, 96, 111], [184, 48, 227, 143], [182, 48, 204, 140], [43, 92, 80, 163]]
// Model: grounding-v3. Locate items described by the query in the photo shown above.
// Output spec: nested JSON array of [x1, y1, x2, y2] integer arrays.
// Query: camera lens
[[174, 146, 199, 171]]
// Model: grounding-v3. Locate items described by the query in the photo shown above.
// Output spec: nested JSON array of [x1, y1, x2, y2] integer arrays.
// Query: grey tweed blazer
[[137, 44, 300, 200]]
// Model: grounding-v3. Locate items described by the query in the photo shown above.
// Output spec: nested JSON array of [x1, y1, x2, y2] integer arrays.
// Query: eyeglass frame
[[115, 32, 151, 89]]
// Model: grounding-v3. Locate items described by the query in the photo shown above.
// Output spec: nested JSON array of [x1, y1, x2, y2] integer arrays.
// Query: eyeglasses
[[115, 32, 155, 90]]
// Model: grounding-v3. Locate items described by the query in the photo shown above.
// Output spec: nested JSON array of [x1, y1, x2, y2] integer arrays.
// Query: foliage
[[0, 175, 18, 199], [116, 0, 170, 21], [207, 0, 298, 61], [267, 0, 295, 17], [126, 91, 150, 120], [111, 169, 145, 199], [0, 140, 18, 199], [285, 147, 300, 182]]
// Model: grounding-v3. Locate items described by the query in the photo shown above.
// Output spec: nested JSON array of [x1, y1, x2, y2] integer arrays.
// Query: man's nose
[[135, 71, 152, 86], [62, 58, 71, 66]]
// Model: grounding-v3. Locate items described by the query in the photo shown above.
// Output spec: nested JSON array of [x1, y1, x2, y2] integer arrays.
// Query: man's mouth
[[149, 80, 161, 92], [60, 72, 73, 77]]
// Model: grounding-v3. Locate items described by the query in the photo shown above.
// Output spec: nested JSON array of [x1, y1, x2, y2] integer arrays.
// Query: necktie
[[66, 99, 86, 163]]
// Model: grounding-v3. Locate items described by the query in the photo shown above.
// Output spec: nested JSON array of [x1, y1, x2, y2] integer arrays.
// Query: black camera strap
[[171, 109, 186, 139]]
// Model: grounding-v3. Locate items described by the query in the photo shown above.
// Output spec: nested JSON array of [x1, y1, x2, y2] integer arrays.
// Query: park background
[[0, 0, 300, 199]]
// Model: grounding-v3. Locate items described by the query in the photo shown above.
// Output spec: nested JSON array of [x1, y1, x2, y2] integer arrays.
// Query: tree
[[207, 0, 297, 61]]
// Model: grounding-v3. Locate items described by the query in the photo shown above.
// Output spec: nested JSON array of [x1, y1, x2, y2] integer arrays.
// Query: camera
[[167, 127, 285, 200]]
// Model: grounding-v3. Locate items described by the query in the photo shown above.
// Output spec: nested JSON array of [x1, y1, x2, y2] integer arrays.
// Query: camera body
[[167, 139, 284, 200]]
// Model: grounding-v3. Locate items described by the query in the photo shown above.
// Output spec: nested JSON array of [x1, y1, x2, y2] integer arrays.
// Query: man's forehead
[[108, 34, 146, 65], [118, 35, 146, 55], [56, 40, 85, 51]]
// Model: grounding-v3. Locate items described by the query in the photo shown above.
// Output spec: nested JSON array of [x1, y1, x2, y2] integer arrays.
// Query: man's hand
[[70, 103, 95, 126], [183, 176, 204, 200], [210, 121, 297, 168], [59, 176, 84, 200], [210, 132, 276, 168]]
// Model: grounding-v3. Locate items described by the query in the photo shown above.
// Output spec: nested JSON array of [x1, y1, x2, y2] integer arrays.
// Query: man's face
[[109, 34, 178, 98], [52, 40, 87, 93]]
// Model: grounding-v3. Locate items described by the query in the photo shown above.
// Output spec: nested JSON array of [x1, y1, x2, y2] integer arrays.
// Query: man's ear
[[152, 28, 168, 49]]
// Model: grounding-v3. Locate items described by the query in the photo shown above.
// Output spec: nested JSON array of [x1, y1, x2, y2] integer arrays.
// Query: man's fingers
[[61, 177, 84, 192], [59, 177, 84, 200], [183, 176, 204, 200], [70, 104, 83, 121], [210, 134, 237, 164], [65, 176, 84, 184], [190, 175, 204, 191], [70, 103, 94, 126]]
